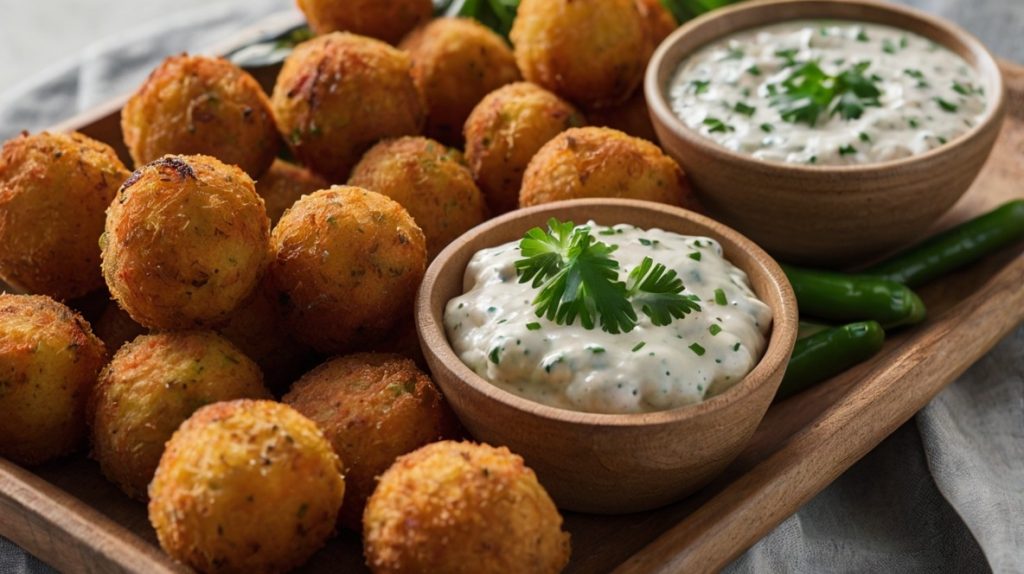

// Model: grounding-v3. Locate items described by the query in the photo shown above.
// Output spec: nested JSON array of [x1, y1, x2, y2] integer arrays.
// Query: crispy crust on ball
[[101, 154, 270, 330], [399, 18, 521, 145], [90, 331, 270, 500], [267, 186, 426, 355], [283, 353, 460, 530], [0, 131, 130, 300], [149, 399, 344, 574], [255, 159, 329, 225], [0, 294, 107, 465], [519, 127, 694, 208], [364, 441, 571, 574], [348, 137, 487, 258], [511, 0, 647, 109], [121, 55, 280, 177], [271, 33, 425, 182], [463, 82, 585, 214], [296, 0, 433, 45]]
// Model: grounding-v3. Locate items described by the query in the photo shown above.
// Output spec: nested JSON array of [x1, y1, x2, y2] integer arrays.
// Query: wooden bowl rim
[[644, 0, 1007, 175], [415, 199, 799, 429]]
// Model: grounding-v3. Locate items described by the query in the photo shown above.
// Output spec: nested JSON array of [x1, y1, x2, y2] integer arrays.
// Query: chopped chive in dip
[[691, 79, 711, 94], [908, 117, 920, 128], [588, 346, 606, 354], [632, 342, 646, 352], [703, 117, 734, 133], [526, 322, 541, 331], [882, 39, 898, 54], [714, 288, 728, 305], [733, 342, 742, 352], [735, 102, 757, 117], [747, 65, 762, 76], [859, 131, 871, 142], [689, 252, 702, 261], [689, 343, 706, 356], [935, 97, 959, 112], [760, 123, 774, 133], [856, 28, 869, 42], [709, 324, 723, 336], [489, 346, 501, 365], [839, 144, 857, 156]]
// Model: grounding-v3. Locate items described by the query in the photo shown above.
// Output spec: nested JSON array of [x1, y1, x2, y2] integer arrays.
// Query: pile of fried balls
[[0, 0, 695, 572]]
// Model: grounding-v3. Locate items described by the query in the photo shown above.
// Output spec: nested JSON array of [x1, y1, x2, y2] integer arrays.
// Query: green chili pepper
[[776, 321, 885, 401], [782, 265, 926, 329], [863, 200, 1024, 287]]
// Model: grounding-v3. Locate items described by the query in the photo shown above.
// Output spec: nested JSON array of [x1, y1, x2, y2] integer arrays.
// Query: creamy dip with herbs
[[668, 20, 988, 165], [443, 223, 772, 414]]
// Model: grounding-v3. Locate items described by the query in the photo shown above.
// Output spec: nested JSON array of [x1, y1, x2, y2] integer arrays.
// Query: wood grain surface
[[0, 51, 1021, 574]]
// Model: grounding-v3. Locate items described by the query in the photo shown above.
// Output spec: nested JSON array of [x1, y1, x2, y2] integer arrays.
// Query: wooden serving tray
[[1, 20, 1022, 573]]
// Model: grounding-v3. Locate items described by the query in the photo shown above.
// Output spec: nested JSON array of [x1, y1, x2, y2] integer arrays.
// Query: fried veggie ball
[[218, 281, 317, 393], [121, 55, 279, 177], [349, 137, 487, 258], [272, 33, 425, 182], [267, 186, 426, 355], [399, 18, 521, 145], [296, 0, 433, 45], [283, 353, 459, 530], [511, 0, 647, 109], [364, 441, 571, 574], [93, 302, 147, 354], [636, 0, 677, 53], [101, 155, 270, 330], [255, 159, 329, 225], [587, 91, 658, 142], [463, 83, 585, 214], [519, 127, 694, 208], [149, 400, 344, 573], [90, 332, 270, 500], [0, 131, 130, 300], [0, 295, 106, 465]]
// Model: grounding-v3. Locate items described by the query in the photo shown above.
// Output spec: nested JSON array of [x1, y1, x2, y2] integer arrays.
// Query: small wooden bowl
[[645, 0, 1007, 265], [415, 199, 798, 514]]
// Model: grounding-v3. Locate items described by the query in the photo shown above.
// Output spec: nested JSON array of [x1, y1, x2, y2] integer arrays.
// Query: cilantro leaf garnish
[[769, 60, 882, 126], [626, 257, 701, 327], [514, 219, 699, 334]]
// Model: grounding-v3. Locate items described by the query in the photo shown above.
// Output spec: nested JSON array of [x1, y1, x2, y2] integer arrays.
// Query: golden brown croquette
[[101, 155, 270, 330], [121, 55, 280, 177], [283, 353, 460, 530], [0, 131, 130, 300], [519, 127, 695, 208], [511, 0, 648, 109], [399, 18, 521, 145], [348, 137, 487, 258], [149, 399, 344, 573], [296, 0, 433, 45], [271, 33, 425, 182], [266, 186, 426, 355], [463, 82, 585, 214], [255, 158, 329, 225], [0, 294, 107, 466], [217, 280, 317, 393], [364, 441, 571, 574], [90, 331, 270, 500]]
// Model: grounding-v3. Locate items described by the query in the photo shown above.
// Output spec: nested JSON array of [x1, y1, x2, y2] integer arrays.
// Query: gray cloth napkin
[[0, 1, 1021, 573]]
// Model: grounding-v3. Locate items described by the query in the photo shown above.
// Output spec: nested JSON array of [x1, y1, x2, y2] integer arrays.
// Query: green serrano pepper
[[776, 321, 886, 401], [782, 265, 926, 329], [863, 199, 1024, 287]]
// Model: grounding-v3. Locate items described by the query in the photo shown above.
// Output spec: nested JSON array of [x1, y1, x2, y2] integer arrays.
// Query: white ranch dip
[[668, 20, 988, 165], [444, 223, 772, 414]]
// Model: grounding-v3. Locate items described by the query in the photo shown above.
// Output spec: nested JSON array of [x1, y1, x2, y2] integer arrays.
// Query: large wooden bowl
[[645, 0, 1007, 265], [415, 199, 798, 514]]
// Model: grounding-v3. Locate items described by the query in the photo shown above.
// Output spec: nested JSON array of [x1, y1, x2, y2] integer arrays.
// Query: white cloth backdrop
[[0, 1, 1021, 572]]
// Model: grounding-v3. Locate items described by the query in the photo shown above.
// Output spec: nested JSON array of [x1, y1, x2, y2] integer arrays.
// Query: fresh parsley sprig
[[514, 219, 700, 334], [770, 61, 882, 126]]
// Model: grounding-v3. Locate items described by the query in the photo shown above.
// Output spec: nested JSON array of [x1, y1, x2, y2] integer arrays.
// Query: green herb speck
[[709, 324, 722, 336], [526, 322, 541, 331], [689, 252, 702, 261], [715, 288, 727, 305], [689, 343, 706, 356], [632, 342, 646, 352]]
